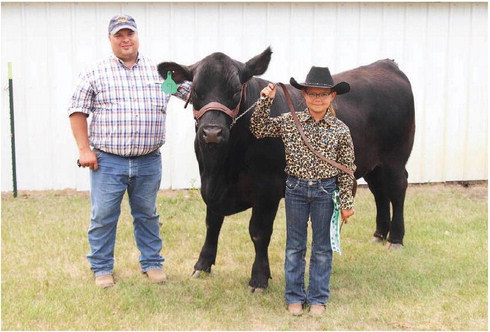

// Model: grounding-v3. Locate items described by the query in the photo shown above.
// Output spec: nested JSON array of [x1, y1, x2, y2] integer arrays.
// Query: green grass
[[2, 183, 487, 330]]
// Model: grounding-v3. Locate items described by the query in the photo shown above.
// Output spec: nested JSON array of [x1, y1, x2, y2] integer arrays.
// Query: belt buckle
[[308, 181, 314, 186]]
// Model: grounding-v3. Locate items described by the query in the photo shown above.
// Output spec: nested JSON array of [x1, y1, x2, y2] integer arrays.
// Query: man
[[68, 14, 191, 288]]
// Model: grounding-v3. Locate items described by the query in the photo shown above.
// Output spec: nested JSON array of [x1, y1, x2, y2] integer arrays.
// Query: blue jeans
[[284, 175, 336, 306], [87, 149, 164, 277]]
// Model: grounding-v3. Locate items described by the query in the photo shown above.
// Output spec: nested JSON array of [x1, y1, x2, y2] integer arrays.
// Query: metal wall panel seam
[[419, 3, 429, 182], [441, 3, 452, 181], [462, 3, 475, 180]]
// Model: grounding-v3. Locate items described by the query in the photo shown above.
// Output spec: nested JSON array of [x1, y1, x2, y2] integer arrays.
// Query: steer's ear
[[241, 46, 272, 83], [157, 62, 194, 83]]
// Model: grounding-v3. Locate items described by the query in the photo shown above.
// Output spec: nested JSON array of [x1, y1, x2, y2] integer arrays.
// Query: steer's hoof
[[387, 243, 403, 250], [248, 286, 267, 294], [191, 270, 209, 278], [254, 287, 266, 294], [369, 236, 384, 243]]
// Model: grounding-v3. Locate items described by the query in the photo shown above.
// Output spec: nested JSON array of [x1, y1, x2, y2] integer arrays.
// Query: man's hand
[[341, 209, 355, 223], [78, 149, 98, 171], [70, 113, 98, 171]]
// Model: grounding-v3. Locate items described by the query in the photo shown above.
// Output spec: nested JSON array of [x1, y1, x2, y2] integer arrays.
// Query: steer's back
[[333, 60, 415, 175]]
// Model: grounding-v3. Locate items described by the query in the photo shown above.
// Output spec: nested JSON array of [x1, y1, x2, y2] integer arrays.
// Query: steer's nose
[[202, 127, 223, 144]]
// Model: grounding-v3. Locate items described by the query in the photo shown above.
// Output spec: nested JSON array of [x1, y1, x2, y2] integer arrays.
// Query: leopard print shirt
[[250, 96, 355, 210]]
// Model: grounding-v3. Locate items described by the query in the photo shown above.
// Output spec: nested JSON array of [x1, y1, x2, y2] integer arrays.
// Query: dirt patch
[[1, 188, 199, 200], [1, 189, 89, 200], [157, 189, 199, 198], [458, 182, 487, 200], [408, 181, 487, 200], [2, 182, 486, 201]]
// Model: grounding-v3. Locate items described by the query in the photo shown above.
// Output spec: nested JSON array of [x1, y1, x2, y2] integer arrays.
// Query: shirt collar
[[299, 108, 337, 127], [111, 53, 141, 68]]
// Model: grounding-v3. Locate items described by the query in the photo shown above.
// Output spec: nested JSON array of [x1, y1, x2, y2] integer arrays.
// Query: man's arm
[[70, 112, 98, 170], [68, 67, 99, 170]]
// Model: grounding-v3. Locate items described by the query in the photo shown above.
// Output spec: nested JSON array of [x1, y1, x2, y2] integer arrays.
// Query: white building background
[[1, 2, 487, 191]]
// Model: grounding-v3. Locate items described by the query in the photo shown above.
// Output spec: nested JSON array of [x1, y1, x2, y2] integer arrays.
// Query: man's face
[[108, 29, 139, 61]]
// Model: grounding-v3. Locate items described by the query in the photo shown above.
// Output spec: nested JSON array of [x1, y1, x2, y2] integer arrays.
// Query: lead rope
[[230, 100, 259, 128], [231, 81, 284, 128]]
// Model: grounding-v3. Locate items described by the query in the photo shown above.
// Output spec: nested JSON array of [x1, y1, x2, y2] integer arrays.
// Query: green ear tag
[[161, 71, 178, 94]]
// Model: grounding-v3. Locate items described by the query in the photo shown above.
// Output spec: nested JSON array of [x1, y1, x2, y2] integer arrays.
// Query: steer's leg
[[248, 197, 280, 292], [385, 166, 408, 247], [364, 167, 391, 242], [192, 208, 224, 275]]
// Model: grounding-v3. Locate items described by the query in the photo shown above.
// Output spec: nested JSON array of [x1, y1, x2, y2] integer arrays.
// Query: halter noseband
[[185, 84, 247, 121]]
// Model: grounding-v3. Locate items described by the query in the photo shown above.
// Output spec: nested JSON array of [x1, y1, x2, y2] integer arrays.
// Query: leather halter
[[185, 84, 247, 121]]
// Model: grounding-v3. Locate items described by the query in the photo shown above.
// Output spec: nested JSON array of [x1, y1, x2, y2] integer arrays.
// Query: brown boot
[[287, 303, 304, 316], [309, 304, 326, 316], [146, 269, 167, 283], [95, 274, 115, 288]]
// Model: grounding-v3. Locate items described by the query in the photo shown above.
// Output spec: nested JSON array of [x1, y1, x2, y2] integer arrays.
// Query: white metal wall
[[1, 2, 487, 191]]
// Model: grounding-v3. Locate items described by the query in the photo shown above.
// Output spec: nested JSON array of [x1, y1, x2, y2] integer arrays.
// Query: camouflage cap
[[108, 14, 137, 35]]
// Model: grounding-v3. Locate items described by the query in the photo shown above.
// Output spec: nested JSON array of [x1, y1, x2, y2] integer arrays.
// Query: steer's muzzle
[[202, 126, 224, 144]]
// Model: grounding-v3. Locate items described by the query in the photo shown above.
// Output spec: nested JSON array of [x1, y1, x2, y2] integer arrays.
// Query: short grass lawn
[[1, 182, 487, 330]]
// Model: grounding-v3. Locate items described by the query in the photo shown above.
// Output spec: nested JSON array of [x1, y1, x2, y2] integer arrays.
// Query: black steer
[[158, 47, 415, 291]]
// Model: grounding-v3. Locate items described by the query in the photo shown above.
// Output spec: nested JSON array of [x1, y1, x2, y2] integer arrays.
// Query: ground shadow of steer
[[158, 47, 415, 292]]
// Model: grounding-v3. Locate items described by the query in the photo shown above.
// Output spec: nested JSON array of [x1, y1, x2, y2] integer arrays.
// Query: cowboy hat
[[290, 66, 350, 95]]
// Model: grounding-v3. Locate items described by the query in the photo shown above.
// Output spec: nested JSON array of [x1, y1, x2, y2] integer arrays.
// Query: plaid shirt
[[68, 54, 191, 157], [250, 96, 356, 209]]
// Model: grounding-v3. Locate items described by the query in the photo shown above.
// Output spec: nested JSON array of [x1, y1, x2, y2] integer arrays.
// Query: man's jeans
[[284, 175, 336, 305], [88, 149, 164, 277]]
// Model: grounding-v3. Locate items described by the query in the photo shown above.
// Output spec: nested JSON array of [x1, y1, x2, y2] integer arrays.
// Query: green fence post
[[8, 62, 17, 198]]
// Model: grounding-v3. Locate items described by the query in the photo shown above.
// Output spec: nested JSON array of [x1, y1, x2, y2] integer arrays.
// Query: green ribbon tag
[[330, 189, 342, 255], [161, 71, 178, 94]]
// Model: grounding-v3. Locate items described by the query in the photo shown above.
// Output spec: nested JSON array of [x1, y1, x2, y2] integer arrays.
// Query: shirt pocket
[[95, 80, 122, 107], [147, 82, 167, 113], [319, 130, 338, 150]]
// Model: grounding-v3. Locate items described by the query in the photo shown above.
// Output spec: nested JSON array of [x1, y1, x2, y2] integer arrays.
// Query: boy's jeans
[[87, 149, 164, 277], [284, 175, 336, 305]]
